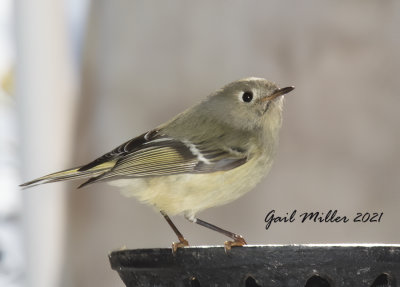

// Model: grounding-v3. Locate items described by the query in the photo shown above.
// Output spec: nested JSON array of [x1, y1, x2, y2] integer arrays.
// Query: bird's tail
[[20, 162, 115, 188]]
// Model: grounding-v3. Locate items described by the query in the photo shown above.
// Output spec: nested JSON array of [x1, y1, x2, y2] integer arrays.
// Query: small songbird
[[21, 77, 294, 252]]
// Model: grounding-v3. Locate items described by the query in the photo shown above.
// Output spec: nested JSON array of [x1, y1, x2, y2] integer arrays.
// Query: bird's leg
[[160, 211, 189, 254], [185, 215, 247, 252]]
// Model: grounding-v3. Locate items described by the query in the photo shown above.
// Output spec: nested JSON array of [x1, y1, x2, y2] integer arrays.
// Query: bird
[[21, 77, 294, 252]]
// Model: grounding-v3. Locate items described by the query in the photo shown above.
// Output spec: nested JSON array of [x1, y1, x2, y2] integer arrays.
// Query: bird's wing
[[78, 129, 248, 187]]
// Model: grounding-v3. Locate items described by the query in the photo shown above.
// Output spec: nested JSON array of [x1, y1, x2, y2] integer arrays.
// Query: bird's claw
[[224, 235, 247, 253], [172, 238, 189, 255]]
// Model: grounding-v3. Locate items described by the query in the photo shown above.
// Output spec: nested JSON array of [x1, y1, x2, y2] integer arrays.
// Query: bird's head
[[206, 77, 294, 132]]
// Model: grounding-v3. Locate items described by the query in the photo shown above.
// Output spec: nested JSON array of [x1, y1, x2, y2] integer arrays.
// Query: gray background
[[17, 1, 400, 287]]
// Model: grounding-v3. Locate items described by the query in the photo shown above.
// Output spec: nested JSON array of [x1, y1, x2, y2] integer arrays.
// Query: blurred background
[[0, 0, 399, 286]]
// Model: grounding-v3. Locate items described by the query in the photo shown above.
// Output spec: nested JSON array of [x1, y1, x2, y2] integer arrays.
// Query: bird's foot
[[224, 234, 247, 253], [172, 238, 189, 255]]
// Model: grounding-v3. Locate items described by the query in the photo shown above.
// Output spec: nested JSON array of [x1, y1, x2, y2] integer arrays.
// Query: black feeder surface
[[109, 244, 400, 287]]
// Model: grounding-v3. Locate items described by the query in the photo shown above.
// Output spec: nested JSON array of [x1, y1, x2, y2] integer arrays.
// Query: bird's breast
[[110, 149, 274, 217]]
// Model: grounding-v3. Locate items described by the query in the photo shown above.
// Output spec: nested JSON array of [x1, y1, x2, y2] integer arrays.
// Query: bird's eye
[[242, 91, 253, 103]]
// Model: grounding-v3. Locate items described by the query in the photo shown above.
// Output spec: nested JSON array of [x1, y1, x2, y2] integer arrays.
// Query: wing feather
[[23, 128, 250, 189], [79, 134, 249, 186]]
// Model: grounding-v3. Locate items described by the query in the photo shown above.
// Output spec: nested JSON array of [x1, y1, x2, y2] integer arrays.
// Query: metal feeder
[[109, 244, 400, 287]]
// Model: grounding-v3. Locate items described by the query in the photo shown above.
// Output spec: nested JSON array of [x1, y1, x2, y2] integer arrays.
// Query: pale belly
[[109, 154, 273, 217]]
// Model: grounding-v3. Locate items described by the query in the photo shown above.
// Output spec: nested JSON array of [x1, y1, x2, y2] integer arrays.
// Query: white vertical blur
[[15, 0, 82, 286], [0, 1, 23, 287]]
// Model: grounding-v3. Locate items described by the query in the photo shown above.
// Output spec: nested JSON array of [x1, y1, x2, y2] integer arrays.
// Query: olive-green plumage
[[21, 77, 294, 247]]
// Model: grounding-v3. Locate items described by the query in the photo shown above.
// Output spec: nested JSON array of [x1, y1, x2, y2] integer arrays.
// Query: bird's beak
[[261, 86, 295, 102]]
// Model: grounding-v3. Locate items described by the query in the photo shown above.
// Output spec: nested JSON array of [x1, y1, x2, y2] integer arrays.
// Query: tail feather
[[20, 161, 116, 188]]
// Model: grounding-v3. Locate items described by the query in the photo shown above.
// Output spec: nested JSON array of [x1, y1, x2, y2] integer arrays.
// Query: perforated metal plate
[[109, 245, 400, 287]]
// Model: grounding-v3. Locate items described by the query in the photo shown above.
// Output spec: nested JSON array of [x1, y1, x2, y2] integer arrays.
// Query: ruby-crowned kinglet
[[21, 77, 294, 251]]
